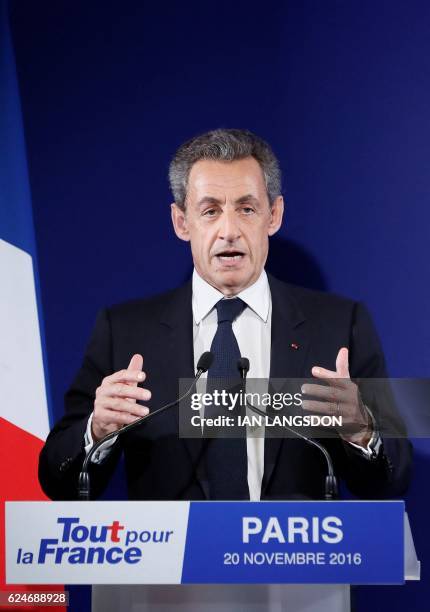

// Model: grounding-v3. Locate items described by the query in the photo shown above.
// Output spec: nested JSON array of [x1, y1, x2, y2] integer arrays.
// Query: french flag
[[0, 1, 62, 603]]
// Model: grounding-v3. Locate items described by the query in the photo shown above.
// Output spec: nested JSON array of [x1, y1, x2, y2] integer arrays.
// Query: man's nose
[[218, 208, 241, 242]]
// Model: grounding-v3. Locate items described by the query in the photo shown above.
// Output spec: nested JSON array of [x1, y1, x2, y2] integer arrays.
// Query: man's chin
[[211, 270, 255, 296]]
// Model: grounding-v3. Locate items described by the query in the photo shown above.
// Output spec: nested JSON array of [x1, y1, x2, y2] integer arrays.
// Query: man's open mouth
[[215, 251, 245, 261]]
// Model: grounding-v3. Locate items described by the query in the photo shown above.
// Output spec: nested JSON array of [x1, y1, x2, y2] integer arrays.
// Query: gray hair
[[168, 128, 282, 210]]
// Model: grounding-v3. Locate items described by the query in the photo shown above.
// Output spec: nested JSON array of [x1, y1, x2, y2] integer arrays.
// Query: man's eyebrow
[[235, 194, 259, 204], [196, 194, 259, 207], [196, 196, 223, 207]]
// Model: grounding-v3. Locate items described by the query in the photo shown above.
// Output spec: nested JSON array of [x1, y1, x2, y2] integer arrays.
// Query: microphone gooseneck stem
[[238, 360, 338, 501]]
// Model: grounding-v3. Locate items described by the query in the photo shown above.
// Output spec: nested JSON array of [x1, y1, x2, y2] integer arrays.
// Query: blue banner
[[182, 501, 404, 584]]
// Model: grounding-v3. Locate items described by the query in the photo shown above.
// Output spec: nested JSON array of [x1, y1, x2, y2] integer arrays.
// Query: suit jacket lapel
[[262, 275, 310, 496], [159, 280, 209, 498]]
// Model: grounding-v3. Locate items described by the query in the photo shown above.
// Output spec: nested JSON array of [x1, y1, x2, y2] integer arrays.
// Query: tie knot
[[215, 297, 246, 324]]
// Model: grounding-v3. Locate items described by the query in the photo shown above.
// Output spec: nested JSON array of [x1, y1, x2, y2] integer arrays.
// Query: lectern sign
[[182, 501, 404, 584], [6, 501, 404, 584], [6, 501, 189, 584]]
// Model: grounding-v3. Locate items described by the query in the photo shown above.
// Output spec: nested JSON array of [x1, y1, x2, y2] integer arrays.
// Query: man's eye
[[242, 207, 255, 214], [202, 208, 217, 217]]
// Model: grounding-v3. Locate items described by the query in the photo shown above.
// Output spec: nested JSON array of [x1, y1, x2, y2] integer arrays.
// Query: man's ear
[[268, 195, 284, 236], [171, 203, 190, 242]]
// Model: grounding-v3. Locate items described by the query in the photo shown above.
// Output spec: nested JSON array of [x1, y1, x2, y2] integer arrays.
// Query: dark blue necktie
[[204, 298, 249, 500]]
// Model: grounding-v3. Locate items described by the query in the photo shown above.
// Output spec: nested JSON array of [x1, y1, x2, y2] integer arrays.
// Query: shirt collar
[[192, 268, 270, 324]]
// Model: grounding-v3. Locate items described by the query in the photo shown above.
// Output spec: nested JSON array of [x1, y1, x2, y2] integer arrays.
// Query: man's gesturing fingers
[[311, 347, 350, 388], [92, 353, 151, 441], [102, 369, 145, 385], [96, 383, 151, 402]]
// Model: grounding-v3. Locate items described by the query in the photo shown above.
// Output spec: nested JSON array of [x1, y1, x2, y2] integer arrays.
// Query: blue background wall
[[8, 1, 430, 610]]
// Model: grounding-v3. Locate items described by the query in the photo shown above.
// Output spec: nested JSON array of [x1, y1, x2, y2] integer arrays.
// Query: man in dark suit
[[38, 129, 411, 501]]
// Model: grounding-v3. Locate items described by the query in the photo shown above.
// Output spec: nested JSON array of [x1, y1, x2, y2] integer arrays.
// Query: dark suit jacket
[[38, 274, 412, 501]]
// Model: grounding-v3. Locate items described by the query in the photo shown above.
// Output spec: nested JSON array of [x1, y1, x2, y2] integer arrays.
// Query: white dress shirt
[[192, 268, 271, 500]]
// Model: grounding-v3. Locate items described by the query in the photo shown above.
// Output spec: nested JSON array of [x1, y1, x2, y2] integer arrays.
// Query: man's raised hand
[[91, 354, 151, 441], [301, 348, 372, 447]]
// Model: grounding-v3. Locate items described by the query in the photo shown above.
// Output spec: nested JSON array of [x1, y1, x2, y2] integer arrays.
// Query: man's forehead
[[187, 158, 266, 200]]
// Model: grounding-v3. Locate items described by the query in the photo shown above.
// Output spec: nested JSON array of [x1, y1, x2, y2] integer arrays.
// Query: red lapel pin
[[290, 343, 299, 350]]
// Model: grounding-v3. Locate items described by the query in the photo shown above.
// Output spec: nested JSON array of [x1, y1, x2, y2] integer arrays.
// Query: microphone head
[[237, 357, 250, 374], [197, 351, 214, 373]]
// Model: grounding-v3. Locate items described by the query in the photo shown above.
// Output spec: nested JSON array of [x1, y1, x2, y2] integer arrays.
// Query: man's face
[[171, 157, 284, 296]]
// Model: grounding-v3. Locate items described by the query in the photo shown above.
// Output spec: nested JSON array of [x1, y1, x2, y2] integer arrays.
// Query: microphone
[[78, 351, 214, 500], [196, 351, 214, 376], [237, 357, 250, 379], [237, 357, 338, 501]]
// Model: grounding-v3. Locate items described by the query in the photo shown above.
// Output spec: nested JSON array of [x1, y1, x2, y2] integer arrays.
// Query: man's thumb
[[336, 347, 350, 377]]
